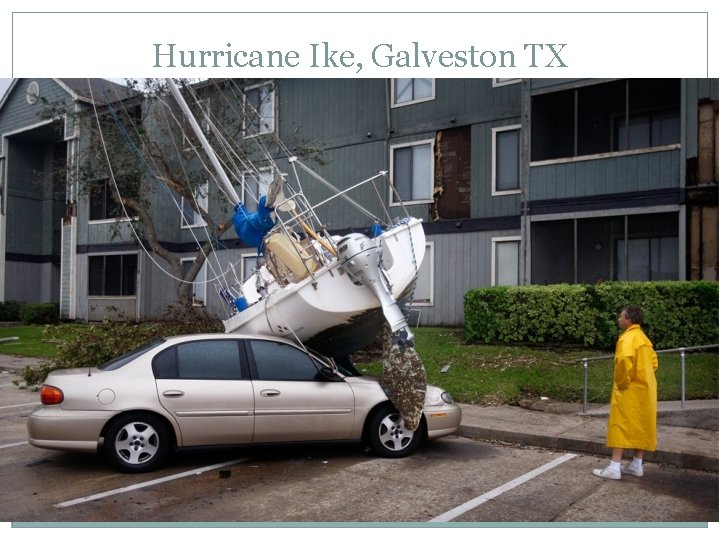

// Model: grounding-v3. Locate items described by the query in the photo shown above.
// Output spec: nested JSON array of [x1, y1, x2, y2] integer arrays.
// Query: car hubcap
[[115, 422, 160, 464], [378, 413, 414, 452]]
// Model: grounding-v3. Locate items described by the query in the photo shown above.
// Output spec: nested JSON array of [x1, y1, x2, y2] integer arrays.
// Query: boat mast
[[165, 78, 241, 206]]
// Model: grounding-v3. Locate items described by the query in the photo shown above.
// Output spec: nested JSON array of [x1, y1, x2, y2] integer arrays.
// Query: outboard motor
[[337, 233, 414, 351]]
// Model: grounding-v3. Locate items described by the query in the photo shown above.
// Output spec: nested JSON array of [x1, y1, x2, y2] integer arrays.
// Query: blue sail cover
[[232, 195, 275, 249]]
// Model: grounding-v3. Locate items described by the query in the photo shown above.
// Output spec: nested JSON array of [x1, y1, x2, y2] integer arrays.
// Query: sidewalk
[[458, 399, 719, 472], [3, 353, 717, 472], [0, 354, 45, 373]]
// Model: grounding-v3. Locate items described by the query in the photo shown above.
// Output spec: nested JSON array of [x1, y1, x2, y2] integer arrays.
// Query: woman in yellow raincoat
[[592, 305, 658, 480]]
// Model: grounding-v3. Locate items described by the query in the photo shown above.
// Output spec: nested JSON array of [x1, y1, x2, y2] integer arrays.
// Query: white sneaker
[[592, 465, 621, 480], [621, 463, 644, 477]]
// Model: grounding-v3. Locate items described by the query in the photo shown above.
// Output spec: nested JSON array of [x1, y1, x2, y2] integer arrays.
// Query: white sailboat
[[87, 78, 428, 429], [166, 79, 425, 358]]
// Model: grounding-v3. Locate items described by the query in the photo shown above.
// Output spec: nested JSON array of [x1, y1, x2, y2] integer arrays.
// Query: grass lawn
[[355, 327, 718, 405], [2, 324, 717, 405], [0, 325, 64, 358]]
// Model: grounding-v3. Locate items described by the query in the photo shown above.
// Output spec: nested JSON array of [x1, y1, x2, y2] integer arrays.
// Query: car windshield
[[99, 339, 166, 371]]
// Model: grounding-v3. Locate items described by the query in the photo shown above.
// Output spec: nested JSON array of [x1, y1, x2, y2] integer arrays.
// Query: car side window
[[249, 340, 321, 381], [152, 340, 243, 380]]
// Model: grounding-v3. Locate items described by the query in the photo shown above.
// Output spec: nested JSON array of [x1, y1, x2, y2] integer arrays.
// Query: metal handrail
[[578, 344, 719, 413]]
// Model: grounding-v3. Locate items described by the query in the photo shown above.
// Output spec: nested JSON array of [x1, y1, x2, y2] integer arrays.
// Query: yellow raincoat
[[606, 324, 659, 451]]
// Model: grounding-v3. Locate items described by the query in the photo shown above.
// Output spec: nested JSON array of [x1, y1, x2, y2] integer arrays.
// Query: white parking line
[[429, 453, 578, 522], [55, 458, 252, 508], [0, 441, 28, 450], [0, 402, 37, 410]]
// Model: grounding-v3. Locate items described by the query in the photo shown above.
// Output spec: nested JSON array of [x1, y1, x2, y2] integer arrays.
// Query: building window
[[531, 79, 680, 161], [390, 140, 434, 205], [244, 82, 275, 137], [88, 254, 137, 296], [241, 253, 259, 280], [89, 176, 138, 222], [89, 179, 123, 221], [530, 213, 678, 285], [242, 169, 272, 212], [616, 237, 678, 281], [412, 243, 434, 306], [181, 181, 208, 228], [181, 258, 207, 306], [392, 79, 434, 107], [614, 109, 681, 151], [492, 237, 520, 286], [493, 78, 521, 87], [492, 126, 521, 195]]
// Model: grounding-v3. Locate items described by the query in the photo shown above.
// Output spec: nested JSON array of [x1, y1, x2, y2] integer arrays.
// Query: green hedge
[[465, 281, 718, 350], [0, 301, 23, 322], [19, 303, 60, 325]]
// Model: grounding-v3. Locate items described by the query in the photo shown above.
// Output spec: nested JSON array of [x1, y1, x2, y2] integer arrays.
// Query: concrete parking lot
[[1, 360, 718, 527]]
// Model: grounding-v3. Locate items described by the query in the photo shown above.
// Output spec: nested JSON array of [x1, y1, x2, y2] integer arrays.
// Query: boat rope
[[89, 81, 235, 291], [166, 79, 239, 206], [88, 78, 424, 332]]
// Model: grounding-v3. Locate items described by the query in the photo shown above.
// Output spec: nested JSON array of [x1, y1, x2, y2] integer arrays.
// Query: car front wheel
[[368, 404, 424, 458], [103, 413, 170, 473]]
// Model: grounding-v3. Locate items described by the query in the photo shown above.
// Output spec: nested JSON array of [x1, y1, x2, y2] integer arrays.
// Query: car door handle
[[162, 390, 185, 398], [260, 389, 280, 397]]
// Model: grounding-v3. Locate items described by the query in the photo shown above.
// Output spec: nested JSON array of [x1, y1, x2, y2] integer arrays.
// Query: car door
[[246, 339, 355, 443], [154, 338, 255, 447]]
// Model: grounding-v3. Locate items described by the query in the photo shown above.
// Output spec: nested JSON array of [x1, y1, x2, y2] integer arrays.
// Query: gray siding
[[0, 79, 70, 138], [530, 148, 681, 200], [472, 122, 521, 218], [420, 228, 520, 326], [3, 260, 57, 303]]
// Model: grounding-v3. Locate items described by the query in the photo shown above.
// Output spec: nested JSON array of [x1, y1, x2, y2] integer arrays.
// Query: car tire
[[368, 404, 424, 458], [103, 413, 171, 473]]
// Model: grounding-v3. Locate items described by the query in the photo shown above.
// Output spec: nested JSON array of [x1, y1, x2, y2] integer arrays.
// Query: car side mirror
[[319, 366, 343, 382]]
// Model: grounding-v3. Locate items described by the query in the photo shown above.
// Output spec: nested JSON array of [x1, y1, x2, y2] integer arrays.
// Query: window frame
[[88, 178, 133, 224], [491, 236, 521, 286], [180, 257, 207, 306], [241, 253, 259, 281], [389, 138, 435, 206], [611, 107, 681, 152], [391, 78, 435, 108], [180, 180, 209, 229], [492, 78, 522, 87], [491, 124, 522, 196], [241, 168, 272, 212], [87, 252, 138, 297], [411, 241, 434, 307], [615, 235, 679, 281], [243, 81, 276, 138]]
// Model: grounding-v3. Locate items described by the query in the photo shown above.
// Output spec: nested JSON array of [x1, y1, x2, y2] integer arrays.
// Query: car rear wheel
[[104, 413, 170, 473], [368, 404, 424, 458]]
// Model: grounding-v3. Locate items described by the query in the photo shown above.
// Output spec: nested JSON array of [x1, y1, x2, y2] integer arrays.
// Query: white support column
[[0, 155, 6, 302]]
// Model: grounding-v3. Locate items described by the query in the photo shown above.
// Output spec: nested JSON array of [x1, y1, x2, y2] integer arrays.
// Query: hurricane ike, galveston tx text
[[153, 42, 568, 73]]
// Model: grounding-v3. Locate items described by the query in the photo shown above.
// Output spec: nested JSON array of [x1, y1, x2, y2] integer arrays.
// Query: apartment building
[[0, 78, 716, 326]]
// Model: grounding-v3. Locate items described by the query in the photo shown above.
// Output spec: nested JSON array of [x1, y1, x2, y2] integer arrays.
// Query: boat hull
[[223, 218, 425, 356]]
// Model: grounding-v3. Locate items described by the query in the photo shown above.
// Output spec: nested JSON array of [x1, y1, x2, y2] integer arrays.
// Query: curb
[[457, 425, 719, 473]]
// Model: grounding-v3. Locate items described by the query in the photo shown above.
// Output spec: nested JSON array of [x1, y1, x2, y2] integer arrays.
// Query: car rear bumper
[[27, 406, 114, 453]]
